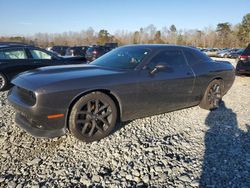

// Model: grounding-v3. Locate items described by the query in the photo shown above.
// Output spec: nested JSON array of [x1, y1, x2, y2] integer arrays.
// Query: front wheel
[[69, 92, 117, 142], [0, 73, 8, 91], [199, 80, 223, 110]]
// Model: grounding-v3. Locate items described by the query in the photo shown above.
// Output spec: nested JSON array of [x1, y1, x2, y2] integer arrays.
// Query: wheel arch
[[65, 89, 122, 128], [208, 77, 225, 92]]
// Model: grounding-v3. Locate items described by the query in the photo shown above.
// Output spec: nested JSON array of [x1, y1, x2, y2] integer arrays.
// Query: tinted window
[[150, 50, 186, 69], [30, 50, 52, 59], [0, 48, 27, 59], [183, 50, 202, 65], [91, 47, 150, 69]]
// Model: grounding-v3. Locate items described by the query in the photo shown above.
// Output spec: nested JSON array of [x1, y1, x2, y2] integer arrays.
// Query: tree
[[97, 29, 113, 45], [132, 31, 140, 44], [170, 25, 177, 44], [153, 31, 164, 44], [216, 22, 232, 47], [238, 13, 250, 46], [170, 25, 177, 33]]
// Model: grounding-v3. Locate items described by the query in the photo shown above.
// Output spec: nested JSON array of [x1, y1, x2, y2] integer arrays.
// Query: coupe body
[[8, 45, 235, 142]]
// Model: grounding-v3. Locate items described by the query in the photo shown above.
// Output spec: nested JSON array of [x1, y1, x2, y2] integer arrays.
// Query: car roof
[[0, 42, 33, 48], [121, 44, 198, 51]]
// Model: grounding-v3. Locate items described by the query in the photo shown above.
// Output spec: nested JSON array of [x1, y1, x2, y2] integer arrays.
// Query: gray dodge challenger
[[8, 45, 235, 142]]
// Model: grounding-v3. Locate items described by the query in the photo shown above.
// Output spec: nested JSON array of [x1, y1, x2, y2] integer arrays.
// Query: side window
[[0, 49, 27, 59], [30, 50, 52, 60], [149, 50, 187, 69], [0, 50, 5, 59], [183, 50, 201, 66]]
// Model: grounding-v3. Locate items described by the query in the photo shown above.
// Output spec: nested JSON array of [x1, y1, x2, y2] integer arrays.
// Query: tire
[[0, 73, 8, 91], [199, 80, 223, 110], [69, 92, 117, 142]]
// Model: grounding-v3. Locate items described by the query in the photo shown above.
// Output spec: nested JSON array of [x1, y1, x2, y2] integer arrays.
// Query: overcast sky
[[0, 0, 249, 36]]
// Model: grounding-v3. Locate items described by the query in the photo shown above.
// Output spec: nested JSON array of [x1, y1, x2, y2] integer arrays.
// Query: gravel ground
[[0, 58, 250, 188]]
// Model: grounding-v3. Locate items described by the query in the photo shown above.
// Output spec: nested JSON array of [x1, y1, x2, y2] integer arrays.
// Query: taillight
[[240, 55, 248, 61], [92, 50, 98, 55]]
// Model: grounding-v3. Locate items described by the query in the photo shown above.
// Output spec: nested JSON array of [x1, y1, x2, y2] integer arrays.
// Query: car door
[[135, 49, 195, 117], [0, 47, 35, 79]]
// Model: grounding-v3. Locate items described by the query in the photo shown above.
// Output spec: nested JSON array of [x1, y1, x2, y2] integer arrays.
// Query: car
[[203, 48, 219, 57], [216, 49, 238, 58], [0, 42, 87, 91], [8, 44, 235, 142], [50, 45, 69, 56], [228, 49, 244, 59], [105, 43, 118, 50], [65, 46, 89, 57], [85, 45, 111, 62], [236, 44, 250, 75]]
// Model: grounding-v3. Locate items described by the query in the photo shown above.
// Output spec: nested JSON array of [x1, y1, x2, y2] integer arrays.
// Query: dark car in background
[[228, 49, 244, 59], [236, 44, 250, 75], [0, 43, 86, 91], [8, 45, 235, 142], [216, 48, 239, 58], [65, 46, 89, 57], [85, 45, 111, 62], [50, 45, 69, 56], [105, 43, 118, 50]]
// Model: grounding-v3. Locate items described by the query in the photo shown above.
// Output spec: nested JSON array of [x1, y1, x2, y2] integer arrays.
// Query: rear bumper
[[236, 63, 250, 74], [15, 113, 66, 138]]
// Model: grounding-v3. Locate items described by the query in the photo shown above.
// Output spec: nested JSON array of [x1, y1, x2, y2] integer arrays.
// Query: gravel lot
[[0, 58, 250, 188]]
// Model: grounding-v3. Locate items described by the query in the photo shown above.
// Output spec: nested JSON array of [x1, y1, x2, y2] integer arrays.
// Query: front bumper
[[15, 113, 66, 138], [8, 87, 68, 138]]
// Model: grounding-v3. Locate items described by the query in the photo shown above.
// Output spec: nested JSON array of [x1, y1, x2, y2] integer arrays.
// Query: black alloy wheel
[[69, 92, 117, 142], [199, 80, 223, 110], [207, 83, 221, 109]]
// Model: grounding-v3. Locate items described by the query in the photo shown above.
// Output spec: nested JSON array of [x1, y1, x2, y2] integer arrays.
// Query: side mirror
[[150, 62, 168, 75]]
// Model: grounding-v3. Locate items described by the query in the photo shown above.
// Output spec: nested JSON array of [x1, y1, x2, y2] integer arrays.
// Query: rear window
[[184, 49, 212, 65]]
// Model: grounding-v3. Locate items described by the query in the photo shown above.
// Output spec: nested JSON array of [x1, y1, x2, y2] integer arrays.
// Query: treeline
[[1, 13, 250, 48]]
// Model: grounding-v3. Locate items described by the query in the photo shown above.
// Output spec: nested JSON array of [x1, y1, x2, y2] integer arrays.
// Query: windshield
[[91, 47, 150, 69]]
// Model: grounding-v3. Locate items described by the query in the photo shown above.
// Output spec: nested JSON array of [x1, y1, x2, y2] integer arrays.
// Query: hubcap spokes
[[208, 84, 221, 107], [0, 75, 5, 90], [76, 99, 112, 137]]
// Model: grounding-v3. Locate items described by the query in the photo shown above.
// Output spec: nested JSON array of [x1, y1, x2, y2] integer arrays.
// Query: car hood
[[11, 64, 124, 91]]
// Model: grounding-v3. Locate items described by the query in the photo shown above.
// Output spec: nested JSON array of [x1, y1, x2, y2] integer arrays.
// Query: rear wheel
[[199, 80, 223, 110], [69, 92, 117, 142], [0, 73, 7, 91]]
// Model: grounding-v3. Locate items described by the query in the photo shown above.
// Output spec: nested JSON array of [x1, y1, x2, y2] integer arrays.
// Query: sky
[[0, 0, 249, 36]]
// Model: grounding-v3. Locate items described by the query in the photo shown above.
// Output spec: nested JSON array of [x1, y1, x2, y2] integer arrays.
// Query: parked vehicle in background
[[105, 43, 118, 50], [0, 42, 86, 91], [217, 48, 238, 58], [85, 45, 111, 62], [203, 48, 219, 57], [236, 44, 250, 75], [50, 46, 69, 56], [65, 46, 89, 57], [228, 49, 244, 59], [8, 45, 235, 142]]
